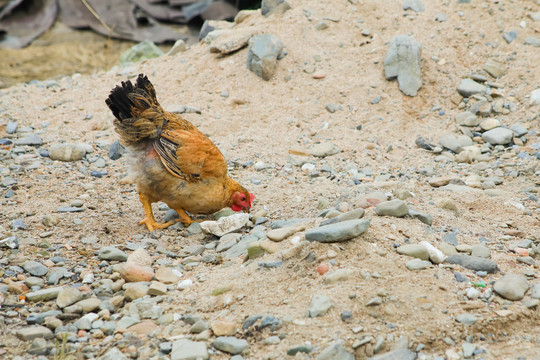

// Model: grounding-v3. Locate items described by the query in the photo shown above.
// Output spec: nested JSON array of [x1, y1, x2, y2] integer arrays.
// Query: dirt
[[1, 0, 540, 359]]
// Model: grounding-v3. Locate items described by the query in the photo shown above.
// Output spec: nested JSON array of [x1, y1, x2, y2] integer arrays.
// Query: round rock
[[482, 128, 514, 145], [493, 274, 529, 301]]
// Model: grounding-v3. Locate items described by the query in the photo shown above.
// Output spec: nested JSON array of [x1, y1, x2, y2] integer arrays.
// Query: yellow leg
[[173, 208, 198, 227], [138, 193, 174, 232]]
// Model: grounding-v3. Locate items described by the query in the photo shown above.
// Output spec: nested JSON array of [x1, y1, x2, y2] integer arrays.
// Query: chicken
[[105, 74, 254, 232]]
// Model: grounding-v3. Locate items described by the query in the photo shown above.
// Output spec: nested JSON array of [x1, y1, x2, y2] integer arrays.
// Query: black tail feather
[[105, 74, 156, 121]]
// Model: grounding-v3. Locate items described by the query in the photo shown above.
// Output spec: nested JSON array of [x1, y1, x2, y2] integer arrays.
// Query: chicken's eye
[[241, 196, 246, 201]]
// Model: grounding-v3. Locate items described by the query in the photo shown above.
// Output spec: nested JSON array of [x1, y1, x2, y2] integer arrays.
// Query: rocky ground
[[1, 0, 540, 359]]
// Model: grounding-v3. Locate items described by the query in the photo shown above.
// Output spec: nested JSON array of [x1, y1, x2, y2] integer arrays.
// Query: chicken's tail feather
[[106, 74, 164, 146]]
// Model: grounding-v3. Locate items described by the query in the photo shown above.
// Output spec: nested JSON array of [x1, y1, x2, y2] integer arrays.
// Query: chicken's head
[[231, 191, 255, 212]]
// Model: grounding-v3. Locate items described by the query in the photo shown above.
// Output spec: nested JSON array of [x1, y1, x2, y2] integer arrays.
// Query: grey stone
[[457, 78, 486, 97], [26, 287, 62, 302], [368, 348, 416, 360], [493, 274, 529, 301], [305, 219, 370, 243], [47, 267, 68, 285], [402, 0, 424, 12], [525, 36, 540, 47], [246, 34, 284, 81], [16, 326, 54, 340], [6, 121, 18, 134], [49, 143, 87, 162], [308, 294, 333, 317], [408, 209, 432, 225], [446, 254, 498, 273], [462, 342, 475, 358], [117, 316, 140, 330], [109, 140, 125, 160], [261, 0, 291, 17], [99, 246, 128, 261], [384, 34, 422, 96], [213, 336, 249, 355], [99, 347, 129, 360], [456, 111, 479, 127], [456, 313, 477, 325], [321, 208, 365, 226], [482, 127, 513, 145], [119, 40, 163, 65], [405, 258, 430, 270], [57, 206, 84, 213], [470, 245, 490, 258], [323, 268, 354, 284], [14, 134, 42, 146], [375, 200, 409, 217], [443, 232, 458, 246], [23, 260, 49, 276], [223, 234, 258, 259], [310, 142, 339, 157], [510, 124, 528, 137], [439, 134, 462, 153], [287, 344, 314, 356], [397, 244, 429, 260], [216, 233, 241, 252], [27, 337, 52, 355], [316, 343, 354, 360], [435, 13, 447, 22], [503, 31, 517, 43]]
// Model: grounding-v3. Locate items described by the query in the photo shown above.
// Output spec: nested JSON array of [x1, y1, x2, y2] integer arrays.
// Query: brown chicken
[[105, 74, 254, 232]]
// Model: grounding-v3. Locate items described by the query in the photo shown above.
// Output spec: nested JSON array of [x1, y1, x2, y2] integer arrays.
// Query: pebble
[[405, 258, 430, 270], [457, 79, 486, 97], [56, 287, 83, 308], [493, 274, 529, 301], [308, 294, 333, 317], [483, 58, 505, 78], [100, 347, 129, 360], [124, 283, 149, 301], [98, 246, 128, 261], [524, 36, 540, 47], [119, 262, 154, 282], [482, 127, 514, 145], [530, 88, 540, 105], [200, 213, 249, 236], [456, 313, 477, 325], [108, 140, 125, 160], [147, 281, 167, 296], [287, 344, 314, 356], [127, 248, 153, 267], [27, 337, 52, 356], [502, 31, 517, 43], [14, 134, 42, 146], [246, 34, 284, 80], [531, 284, 540, 299], [384, 34, 422, 96], [320, 208, 365, 226], [323, 268, 353, 284], [6, 120, 18, 134], [479, 118, 501, 131], [23, 260, 49, 276], [316, 343, 354, 360], [446, 254, 498, 273], [26, 287, 62, 302], [57, 206, 84, 213], [16, 326, 54, 340], [48, 143, 87, 161], [211, 320, 237, 336], [403, 0, 424, 12], [470, 245, 490, 258], [305, 219, 370, 243], [397, 244, 429, 260], [267, 224, 305, 241], [310, 142, 339, 157], [213, 336, 249, 355], [155, 266, 180, 284], [456, 111, 479, 127], [375, 199, 409, 217], [443, 232, 459, 246], [420, 241, 446, 263]]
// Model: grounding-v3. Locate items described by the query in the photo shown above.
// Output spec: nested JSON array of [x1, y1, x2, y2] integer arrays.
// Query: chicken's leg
[[138, 193, 174, 231], [173, 208, 197, 227]]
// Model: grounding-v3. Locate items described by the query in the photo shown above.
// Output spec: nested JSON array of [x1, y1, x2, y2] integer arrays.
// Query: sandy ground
[[1, 0, 540, 359]]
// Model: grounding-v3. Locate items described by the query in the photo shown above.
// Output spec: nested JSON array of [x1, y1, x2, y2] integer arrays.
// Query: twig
[[80, 0, 114, 35]]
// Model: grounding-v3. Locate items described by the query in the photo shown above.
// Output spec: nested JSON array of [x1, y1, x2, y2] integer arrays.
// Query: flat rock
[[308, 294, 333, 317], [457, 78, 486, 97], [316, 343, 354, 360], [384, 34, 422, 96], [368, 348, 416, 360], [402, 0, 424, 12], [119, 262, 154, 282], [56, 287, 83, 308], [493, 274, 529, 301], [456, 313, 478, 325], [305, 219, 370, 243], [26, 287, 62, 302], [405, 258, 430, 270], [246, 33, 284, 81], [127, 248, 153, 267], [470, 245, 490, 258], [23, 260, 49, 276], [124, 283, 149, 301], [209, 27, 257, 54], [446, 254, 498, 273], [482, 127, 514, 145], [483, 58, 505, 78], [49, 143, 87, 161], [213, 336, 249, 355], [323, 268, 354, 284], [99, 347, 129, 360], [456, 111, 479, 127], [439, 134, 463, 153], [531, 284, 540, 299], [320, 208, 365, 226], [525, 36, 540, 47], [16, 326, 54, 340], [375, 199, 409, 217], [155, 266, 180, 284], [310, 142, 339, 157], [171, 339, 209, 360], [200, 213, 249, 237], [99, 246, 128, 261], [397, 244, 429, 260], [14, 134, 42, 146], [267, 224, 305, 242]]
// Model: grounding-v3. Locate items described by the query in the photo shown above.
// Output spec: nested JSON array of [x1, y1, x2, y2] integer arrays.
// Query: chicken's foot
[[138, 193, 174, 232]]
